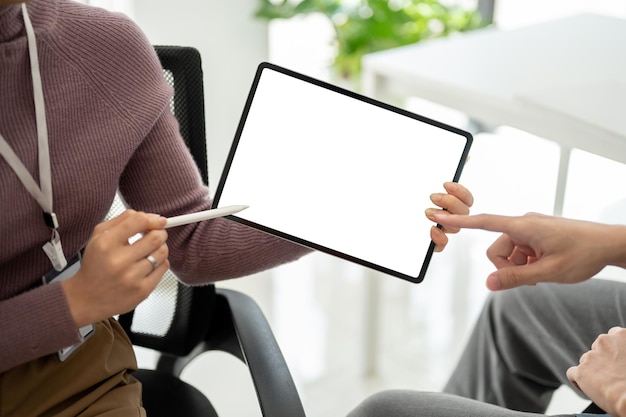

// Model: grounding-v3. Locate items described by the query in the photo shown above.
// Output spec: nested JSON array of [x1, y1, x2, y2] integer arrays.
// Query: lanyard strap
[[25, 2, 54, 218], [0, 4, 66, 270], [0, 4, 53, 219], [0, 4, 53, 214]]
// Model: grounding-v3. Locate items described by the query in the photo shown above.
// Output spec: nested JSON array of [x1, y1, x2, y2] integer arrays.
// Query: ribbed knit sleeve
[[119, 109, 311, 283], [0, 283, 80, 372]]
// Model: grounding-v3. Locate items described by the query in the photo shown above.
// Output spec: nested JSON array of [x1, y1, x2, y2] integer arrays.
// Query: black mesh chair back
[[111, 46, 306, 417], [112, 46, 215, 360]]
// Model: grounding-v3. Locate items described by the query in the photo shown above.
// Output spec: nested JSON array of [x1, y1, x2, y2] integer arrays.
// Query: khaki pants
[[0, 318, 145, 417]]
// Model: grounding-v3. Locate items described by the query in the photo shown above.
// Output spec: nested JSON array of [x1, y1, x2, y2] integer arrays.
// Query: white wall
[[131, 0, 269, 192]]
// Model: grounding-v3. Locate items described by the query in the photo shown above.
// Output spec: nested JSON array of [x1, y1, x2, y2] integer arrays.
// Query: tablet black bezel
[[213, 62, 473, 283]]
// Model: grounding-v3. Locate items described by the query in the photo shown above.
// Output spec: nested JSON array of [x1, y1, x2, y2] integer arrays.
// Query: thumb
[[487, 263, 542, 291], [566, 366, 583, 393]]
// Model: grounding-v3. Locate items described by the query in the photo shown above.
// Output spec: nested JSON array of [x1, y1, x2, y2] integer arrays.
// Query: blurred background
[[83, 1, 626, 415]]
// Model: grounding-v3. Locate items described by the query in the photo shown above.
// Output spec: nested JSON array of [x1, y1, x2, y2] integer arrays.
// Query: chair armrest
[[216, 288, 307, 417], [582, 402, 606, 414]]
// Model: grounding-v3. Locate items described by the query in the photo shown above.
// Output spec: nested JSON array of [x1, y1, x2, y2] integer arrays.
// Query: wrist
[[605, 225, 626, 270], [60, 274, 94, 328]]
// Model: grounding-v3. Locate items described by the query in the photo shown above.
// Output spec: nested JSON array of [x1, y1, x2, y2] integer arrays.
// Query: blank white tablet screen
[[214, 63, 472, 283]]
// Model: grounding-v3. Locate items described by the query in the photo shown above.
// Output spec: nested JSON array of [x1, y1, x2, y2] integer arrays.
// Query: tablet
[[212, 62, 472, 283]]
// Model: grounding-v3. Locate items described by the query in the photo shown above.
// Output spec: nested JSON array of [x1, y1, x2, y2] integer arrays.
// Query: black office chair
[[113, 46, 306, 417]]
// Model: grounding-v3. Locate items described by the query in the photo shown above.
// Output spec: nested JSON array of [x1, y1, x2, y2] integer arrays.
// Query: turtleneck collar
[[0, 0, 57, 44]]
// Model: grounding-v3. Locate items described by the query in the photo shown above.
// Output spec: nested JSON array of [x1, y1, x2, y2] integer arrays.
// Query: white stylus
[[165, 205, 249, 229]]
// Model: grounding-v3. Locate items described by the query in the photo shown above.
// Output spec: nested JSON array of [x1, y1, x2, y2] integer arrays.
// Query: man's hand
[[433, 212, 626, 290], [567, 327, 626, 417]]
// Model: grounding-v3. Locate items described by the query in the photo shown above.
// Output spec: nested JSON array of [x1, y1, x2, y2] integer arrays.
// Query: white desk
[[359, 13, 626, 377], [362, 13, 626, 216]]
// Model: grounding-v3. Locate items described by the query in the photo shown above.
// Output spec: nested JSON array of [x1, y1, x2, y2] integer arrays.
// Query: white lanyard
[[0, 4, 67, 270]]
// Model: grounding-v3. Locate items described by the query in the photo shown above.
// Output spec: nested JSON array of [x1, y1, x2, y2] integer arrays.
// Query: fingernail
[[444, 182, 457, 190], [430, 193, 443, 203], [425, 208, 437, 221]]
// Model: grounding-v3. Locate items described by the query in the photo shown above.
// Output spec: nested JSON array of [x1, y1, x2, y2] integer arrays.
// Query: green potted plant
[[255, 0, 487, 83]]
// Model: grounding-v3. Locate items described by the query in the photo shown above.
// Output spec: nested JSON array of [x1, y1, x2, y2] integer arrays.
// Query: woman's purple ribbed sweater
[[0, 0, 307, 373]]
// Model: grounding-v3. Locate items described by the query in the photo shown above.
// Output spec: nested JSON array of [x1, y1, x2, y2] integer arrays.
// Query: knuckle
[[443, 226, 460, 234], [93, 222, 108, 234], [136, 214, 152, 228], [89, 235, 112, 254], [124, 210, 150, 227], [122, 209, 137, 219], [579, 350, 595, 365], [596, 333, 611, 346], [523, 211, 537, 216], [108, 257, 126, 273], [458, 206, 470, 215], [143, 231, 163, 246], [441, 194, 455, 207], [450, 182, 474, 207]]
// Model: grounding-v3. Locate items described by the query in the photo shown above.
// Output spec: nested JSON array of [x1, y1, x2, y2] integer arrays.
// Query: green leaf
[[255, 0, 490, 80]]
